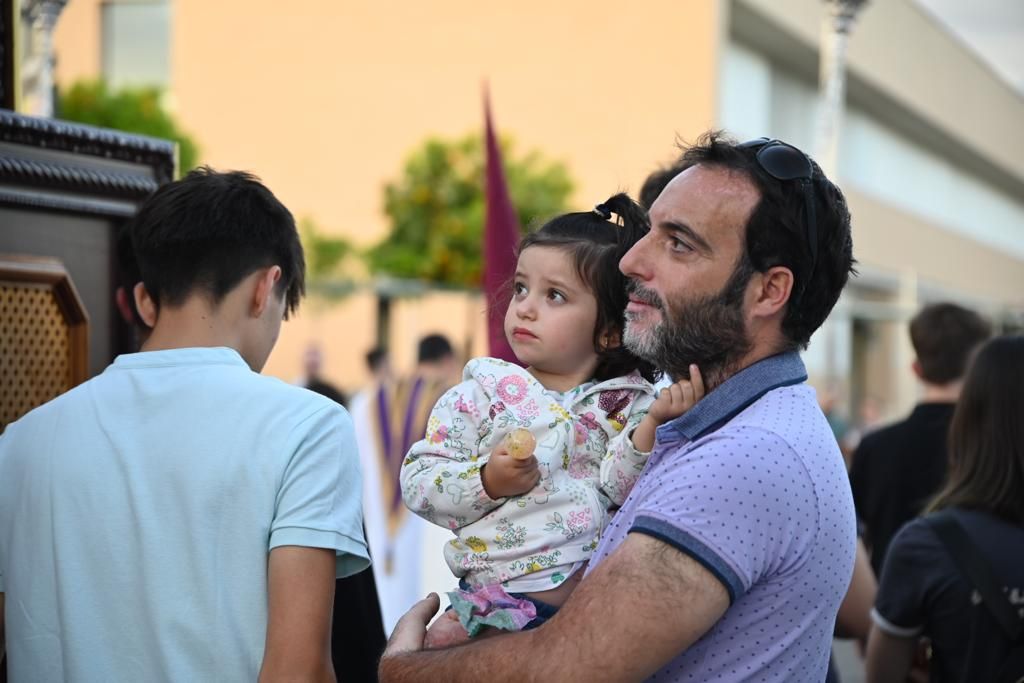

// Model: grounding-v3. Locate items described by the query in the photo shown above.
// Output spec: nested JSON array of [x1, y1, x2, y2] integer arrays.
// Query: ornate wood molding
[[0, 110, 176, 216]]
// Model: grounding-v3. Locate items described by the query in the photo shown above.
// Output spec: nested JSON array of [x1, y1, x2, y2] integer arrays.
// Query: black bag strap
[[925, 511, 1023, 642]]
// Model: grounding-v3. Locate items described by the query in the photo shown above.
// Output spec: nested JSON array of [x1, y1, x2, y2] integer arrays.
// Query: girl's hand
[[648, 365, 705, 425], [630, 365, 705, 454], [481, 445, 541, 498]]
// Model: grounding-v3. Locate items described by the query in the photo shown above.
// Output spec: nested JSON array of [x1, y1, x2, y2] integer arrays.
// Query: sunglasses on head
[[738, 137, 819, 288]]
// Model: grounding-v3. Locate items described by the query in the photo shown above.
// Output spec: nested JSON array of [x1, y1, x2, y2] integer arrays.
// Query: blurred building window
[[720, 40, 1024, 262], [101, 0, 170, 89]]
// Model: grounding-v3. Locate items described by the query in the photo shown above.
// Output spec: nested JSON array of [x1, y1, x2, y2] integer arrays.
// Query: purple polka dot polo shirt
[[587, 352, 857, 682]]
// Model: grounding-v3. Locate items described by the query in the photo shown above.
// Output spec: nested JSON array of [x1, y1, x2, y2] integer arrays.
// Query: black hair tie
[[593, 203, 612, 220]]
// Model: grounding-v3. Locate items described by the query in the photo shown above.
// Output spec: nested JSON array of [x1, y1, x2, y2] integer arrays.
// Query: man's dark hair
[[129, 167, 305, 316], [639, 161, 686, 210], [909, 303, 991, 384], [365, 347, 388, 373], [675, 131, 856, 350], [417, 334, 454, 364], [518, 193, 658, 383]]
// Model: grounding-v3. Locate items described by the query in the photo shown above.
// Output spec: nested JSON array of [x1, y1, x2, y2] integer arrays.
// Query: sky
[[915, 0, 1024, 95]]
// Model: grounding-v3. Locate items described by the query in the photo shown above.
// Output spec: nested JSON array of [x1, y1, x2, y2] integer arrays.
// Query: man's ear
[[252, 266, 283, 318], [750, 266, 794, 318], [133, 282, 158, 328], [911, 359, 923, 380]]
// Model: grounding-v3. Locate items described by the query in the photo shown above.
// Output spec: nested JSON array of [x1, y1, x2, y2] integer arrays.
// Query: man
[[0, 168, 369, 681], [301, 342, 349, 407], [353, 335, 458, 633], [850, 302, 990, 575], [379, 132, 857, 681]]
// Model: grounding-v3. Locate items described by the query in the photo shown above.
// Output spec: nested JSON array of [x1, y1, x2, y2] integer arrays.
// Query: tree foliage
[[301, 218, 355, 281], [367, 134, 573, 287], [57, 80, 200, 173]]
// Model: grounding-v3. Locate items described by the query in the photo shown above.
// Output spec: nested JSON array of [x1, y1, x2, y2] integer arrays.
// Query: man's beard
[[623, 261, 754, 386]]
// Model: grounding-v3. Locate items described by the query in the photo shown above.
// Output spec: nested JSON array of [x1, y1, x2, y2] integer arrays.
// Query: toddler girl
[[400, 193, 703, 644]]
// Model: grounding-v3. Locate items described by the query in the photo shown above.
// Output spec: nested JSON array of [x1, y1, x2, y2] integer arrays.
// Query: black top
[[873, 508, 1024, 682], [849, 402, 955, 575], [305, 378, 348, 408]]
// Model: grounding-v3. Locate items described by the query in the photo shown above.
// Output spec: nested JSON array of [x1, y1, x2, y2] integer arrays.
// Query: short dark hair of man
[[909, 303, 991, 385], [129, 167, 305, 317], [675, 131, 856, 350], [639, 161, 686, 210], [417, 334, 453, 364], [365, 347, 388, 373]]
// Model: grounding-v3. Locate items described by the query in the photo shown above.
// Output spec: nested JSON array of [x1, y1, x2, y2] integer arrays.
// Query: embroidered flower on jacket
[[579, 412, 599, 431], [429, 424, 449, 444], [454, 394, 480, 420], [598, 389, 630, 416], [496, 375, 528, 405], [573, 422, 588, 445]]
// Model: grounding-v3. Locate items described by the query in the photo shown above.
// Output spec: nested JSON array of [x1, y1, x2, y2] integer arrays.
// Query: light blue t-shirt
[[0, 347, 369, 682]]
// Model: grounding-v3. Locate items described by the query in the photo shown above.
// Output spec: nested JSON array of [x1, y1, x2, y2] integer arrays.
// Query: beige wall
[[166, 0, 723, 248], [847, 187, 1024, 307], [53, 0, 102, 87]]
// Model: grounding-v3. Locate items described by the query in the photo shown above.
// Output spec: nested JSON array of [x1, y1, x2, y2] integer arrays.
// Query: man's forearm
[[381, 629, 541, 682]]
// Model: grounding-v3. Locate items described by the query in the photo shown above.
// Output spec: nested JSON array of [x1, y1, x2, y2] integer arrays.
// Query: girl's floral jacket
[[400, 357, 656, 589]]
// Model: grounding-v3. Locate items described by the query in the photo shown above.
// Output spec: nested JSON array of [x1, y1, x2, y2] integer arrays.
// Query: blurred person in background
[[354, 335, 458, 633], [850, 302, 991, 576], [301, 342, 348, 407], [866, 335, 1024, 683]]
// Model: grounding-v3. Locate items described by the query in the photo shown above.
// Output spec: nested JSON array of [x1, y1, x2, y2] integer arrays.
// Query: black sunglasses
[[738, 137, 819, 287]]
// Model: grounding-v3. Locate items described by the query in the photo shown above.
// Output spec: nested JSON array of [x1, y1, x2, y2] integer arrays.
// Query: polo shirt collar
[[659, 351, 807, 442], [112, 346, 248, 369]]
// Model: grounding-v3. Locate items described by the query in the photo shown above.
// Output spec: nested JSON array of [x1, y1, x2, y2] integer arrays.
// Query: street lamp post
[[815, 0, 867, 410], [815, 0, 868, 178], [21, 0, 68, 118]]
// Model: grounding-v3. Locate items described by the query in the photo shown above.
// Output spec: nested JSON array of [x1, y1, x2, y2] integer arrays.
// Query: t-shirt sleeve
[[628, 429, 818, 604], [871, 519, 936, 637], [271, 404, 370, 579]]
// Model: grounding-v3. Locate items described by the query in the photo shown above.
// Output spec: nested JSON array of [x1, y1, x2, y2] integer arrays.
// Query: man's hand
[[481, 447, 540, 499], [385, 593, 441, 656], [632, 365, 705, 452]]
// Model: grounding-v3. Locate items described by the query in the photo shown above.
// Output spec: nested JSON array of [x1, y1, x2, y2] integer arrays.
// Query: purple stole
[[370, 375, 445, 573]]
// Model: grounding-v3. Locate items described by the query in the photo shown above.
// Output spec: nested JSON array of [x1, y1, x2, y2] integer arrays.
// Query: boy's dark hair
[[639, 161, 686, 210], [928, 335, 1024, 524], [115, 222, 146, 328], [674, 131, 857, 350], [129, 167, 305, 316], [518, 193, 658, 383], [417, 334, 454, 364], [909, 303, 991, 384]]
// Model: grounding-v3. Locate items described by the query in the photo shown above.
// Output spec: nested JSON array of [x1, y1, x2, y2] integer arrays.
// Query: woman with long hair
[[866, 334, 1024, 682]]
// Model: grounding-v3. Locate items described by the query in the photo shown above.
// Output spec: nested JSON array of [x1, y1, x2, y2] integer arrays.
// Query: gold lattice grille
[[1, 282, 75, 429]]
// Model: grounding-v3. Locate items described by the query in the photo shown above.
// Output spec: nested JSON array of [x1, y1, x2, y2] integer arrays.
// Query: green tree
[[367, 134, 573, 287], [57, 80, 200, 173]]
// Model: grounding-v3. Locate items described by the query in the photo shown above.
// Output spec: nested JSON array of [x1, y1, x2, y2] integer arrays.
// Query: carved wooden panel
[[0, 255, 88, 431]]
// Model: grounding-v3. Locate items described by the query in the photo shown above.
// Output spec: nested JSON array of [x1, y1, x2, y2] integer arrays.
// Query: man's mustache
[[626, 280, 665, 312]]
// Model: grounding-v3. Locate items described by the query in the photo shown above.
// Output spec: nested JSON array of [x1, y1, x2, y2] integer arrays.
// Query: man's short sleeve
[[629, 428, 818, 603], [271, 404, 370, 578], [871, 520, 935, 637]]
